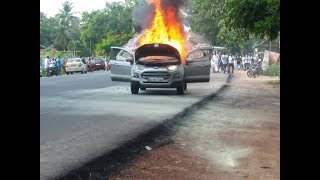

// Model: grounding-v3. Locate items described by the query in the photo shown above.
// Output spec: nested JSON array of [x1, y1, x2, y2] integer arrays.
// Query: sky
[[40, 0, 125, 17]]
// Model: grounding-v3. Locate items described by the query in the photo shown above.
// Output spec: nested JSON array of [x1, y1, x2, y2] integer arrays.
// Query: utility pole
[[90, 38, 92, 57], [74, 41, 76, 57]]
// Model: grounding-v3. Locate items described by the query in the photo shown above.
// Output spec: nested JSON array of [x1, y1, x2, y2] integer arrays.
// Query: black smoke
[[132, 0, 188, 33], [132, 2, 155, 33], [161, 0, 186, 9]]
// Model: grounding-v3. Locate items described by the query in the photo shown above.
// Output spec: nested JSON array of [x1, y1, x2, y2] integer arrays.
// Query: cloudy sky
[[40, 0, 125, 17]]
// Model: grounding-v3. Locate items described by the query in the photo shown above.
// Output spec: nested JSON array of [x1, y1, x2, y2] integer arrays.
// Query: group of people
[[211, 52, 262, 74], [41, 56, 110, 77], [43, 56, 67, 77]]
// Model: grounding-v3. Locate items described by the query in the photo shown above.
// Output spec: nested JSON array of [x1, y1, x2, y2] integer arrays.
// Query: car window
[[188, 50, 206, 61], [94, 59, 102, 63], [120, 51, 132, 58], [68, 59, 81, 63]]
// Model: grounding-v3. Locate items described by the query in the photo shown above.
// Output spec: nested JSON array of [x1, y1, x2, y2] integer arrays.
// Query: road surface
[[40, 70, 228, 179]]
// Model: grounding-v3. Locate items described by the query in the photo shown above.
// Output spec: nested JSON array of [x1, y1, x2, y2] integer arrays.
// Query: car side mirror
[[126, 58, 134, 65], [185, 58, 192, 65], [126, 58, 133, 62]]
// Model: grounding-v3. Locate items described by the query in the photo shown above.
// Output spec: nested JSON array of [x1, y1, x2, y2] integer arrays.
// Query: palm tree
[[52, 1, 77, 51]]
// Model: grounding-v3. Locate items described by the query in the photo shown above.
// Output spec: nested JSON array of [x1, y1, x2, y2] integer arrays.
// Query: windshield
[[94, 59, 103, 63], [137, 56, 179, 66], [68, 59, 81, 63]]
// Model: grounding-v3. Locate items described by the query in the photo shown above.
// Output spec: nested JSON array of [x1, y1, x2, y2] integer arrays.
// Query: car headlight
[[137, 65, 144, 70], [133, 73, 139, 78], [168, 65, 179, 71]]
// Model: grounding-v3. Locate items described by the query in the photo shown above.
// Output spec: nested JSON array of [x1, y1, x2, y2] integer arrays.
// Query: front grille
[[141, 71, 171, 79]]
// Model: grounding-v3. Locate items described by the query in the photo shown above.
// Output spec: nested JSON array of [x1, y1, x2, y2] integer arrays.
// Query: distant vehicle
[[110, 43, 212, 95], [92, 58, 106, 71], [65, 58, 87, 75]]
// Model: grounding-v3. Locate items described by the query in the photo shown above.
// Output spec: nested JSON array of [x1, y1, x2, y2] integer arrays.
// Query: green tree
[[40, 12, 56, 47], [95, 33, 134, 55], [223, 0, 280, 40], [80, 2, 136, 56], [52, 1, 78, 51], [187, 0, 227, 45]]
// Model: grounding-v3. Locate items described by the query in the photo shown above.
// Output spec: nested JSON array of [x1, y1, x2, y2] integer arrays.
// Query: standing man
[[56, 56, 62, 76], [221, 52, 229, 74], [228, 54, 235, 74], [44, 56, 50, 77]]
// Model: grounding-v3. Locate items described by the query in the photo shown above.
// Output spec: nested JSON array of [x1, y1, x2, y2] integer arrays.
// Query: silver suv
[[110, 43, 212, 95]]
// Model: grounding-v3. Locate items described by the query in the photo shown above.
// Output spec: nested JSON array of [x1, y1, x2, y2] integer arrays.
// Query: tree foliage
[[52, 1, 80, 51], [40, 0, 280, 56], [223, 0, 280, 40], [187, 0, 226, 45]]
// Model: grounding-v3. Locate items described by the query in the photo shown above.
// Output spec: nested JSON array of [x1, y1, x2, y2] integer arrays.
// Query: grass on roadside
[[41, 69, 65, 77], [266, 80, 280, 87], [264, 62, 280, 77]]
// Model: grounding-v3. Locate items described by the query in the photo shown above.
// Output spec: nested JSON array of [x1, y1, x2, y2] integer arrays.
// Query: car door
[[110, 47, 134, 82], [184, 47, 212, 83]]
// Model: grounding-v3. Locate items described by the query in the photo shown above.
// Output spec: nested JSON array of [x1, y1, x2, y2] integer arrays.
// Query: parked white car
[[65, 58, 87, 75]]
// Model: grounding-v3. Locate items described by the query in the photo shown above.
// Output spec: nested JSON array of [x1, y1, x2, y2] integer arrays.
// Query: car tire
[[184, 82, 187, 91], [71, 72, 73, 74], [177, 82, 185, 95], [140, 87, 146, 90], [66, 72, 69, 75], [131, 82, 139, 94]]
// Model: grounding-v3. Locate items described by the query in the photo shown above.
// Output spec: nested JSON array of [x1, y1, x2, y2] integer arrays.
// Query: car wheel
[[71, 72, 73, 74], [81, 69, 84, 74], [131, 82, 139, 94], [140, 87, 146, 90], [177, 82, 185, 95], [184, 82, 187, 91], [66, 72, 69, 75]]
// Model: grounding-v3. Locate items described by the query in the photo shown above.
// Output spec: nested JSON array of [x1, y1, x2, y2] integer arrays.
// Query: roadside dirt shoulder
[[111, 71, 280, 180]]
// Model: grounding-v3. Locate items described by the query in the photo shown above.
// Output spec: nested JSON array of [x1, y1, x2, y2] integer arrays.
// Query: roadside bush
[[264, 62, 280, 77]]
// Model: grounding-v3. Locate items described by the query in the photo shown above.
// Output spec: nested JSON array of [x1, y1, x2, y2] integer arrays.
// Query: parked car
[[65, 58, 87, 75], [92, 58, 106, 70], [110, 43, 212, 95]]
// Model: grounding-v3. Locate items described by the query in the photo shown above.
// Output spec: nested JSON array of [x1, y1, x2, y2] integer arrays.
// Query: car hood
[[135, 44, 181, 62]]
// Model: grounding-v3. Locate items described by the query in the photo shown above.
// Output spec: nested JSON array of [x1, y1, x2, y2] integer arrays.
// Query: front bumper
[[131, 80, 183, 88], [66, 67, 83, 72], [131, 69, 184, 88]]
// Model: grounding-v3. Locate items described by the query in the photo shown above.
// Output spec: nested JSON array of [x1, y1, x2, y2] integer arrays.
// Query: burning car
[[110, 43, 212, 95]]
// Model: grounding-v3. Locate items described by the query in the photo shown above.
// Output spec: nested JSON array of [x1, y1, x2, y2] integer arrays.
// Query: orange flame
[[138, 0, 186, 61]]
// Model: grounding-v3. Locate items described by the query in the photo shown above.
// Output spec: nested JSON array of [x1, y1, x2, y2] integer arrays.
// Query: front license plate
[[148, 78, 163, 82]]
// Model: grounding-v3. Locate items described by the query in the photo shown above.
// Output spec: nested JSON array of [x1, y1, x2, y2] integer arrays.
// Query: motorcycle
[[48, 63, 58, 76], [247, 62, 263, 78]]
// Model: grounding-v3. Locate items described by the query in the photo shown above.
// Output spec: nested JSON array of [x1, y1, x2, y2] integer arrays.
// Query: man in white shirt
[[44, 56, 50, 77], [211, 52, 219, 73], [228, 54, 235, 74], [221, 53, 229, 74]]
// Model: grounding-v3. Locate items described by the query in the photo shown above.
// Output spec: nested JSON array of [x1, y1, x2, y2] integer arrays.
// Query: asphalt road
[[40, 70, 228, 179]]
